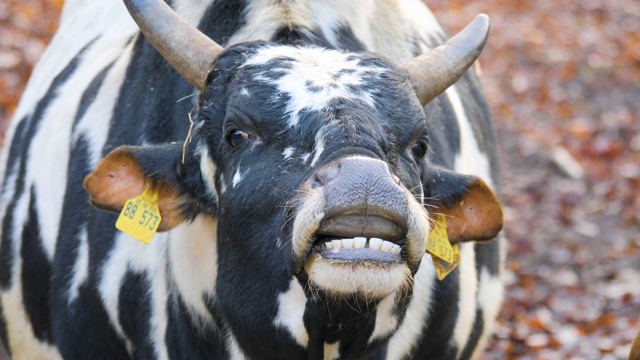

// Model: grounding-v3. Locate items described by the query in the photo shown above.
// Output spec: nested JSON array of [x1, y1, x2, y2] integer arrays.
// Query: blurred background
[[0, 0, 638, 359]]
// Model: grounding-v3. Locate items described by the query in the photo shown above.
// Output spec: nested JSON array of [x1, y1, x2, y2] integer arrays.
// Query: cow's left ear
[[83, 144, 194, 232], [424, 168, 503, 243]]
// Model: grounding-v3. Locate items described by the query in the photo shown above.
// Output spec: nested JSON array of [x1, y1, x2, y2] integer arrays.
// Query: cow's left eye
[[411, 141, 427, 159], [226, 129, 250, 148]]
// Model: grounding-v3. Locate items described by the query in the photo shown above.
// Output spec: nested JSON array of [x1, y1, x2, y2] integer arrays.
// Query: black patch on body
[[409, 270, 461, 359], [0, 299, 8, 358], [475, 239, 501, 277], [303, 299, 377, 360], [119, 271, 154, 357], [459, 308, 485, 360], [54, 285, 131, 359], [0, 117, 27, 289], [199, 0, 246, 45], [165, 294, 227, 360], [51, 137, 129, 358], [423, 94, 460, 168], [334, 26, 366, 52], [20, 188, 52, 343], [105, 34, 191, 151], [272, 27, 333, 48]]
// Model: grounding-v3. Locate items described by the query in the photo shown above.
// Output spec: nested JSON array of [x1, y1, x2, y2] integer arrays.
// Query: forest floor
[[1, 0, 639, 359]]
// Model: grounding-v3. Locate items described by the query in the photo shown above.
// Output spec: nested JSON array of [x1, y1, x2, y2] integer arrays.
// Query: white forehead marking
[[243, 46, 387, 127], [282, 147, 295, 160], [309, 127, 326, 168]]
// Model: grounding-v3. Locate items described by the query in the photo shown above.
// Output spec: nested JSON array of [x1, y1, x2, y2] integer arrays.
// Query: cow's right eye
[[226, 129, 250, 148]]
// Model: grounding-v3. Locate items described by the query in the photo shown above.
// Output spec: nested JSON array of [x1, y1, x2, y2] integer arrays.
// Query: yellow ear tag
[[115, 187, 162, 244], [426, 213, 455, 263], [427, 213, 462, 280], [433, 244, 461, 280]]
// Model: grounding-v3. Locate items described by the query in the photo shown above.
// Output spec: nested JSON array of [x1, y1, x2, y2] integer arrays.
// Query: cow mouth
[[309, 215, 407, 264]]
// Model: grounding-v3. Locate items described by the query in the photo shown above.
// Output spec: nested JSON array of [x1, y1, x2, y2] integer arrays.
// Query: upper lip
[[315, 215, 406, 242]]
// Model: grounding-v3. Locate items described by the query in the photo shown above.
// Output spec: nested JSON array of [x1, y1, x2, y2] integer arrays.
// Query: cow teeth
[[354, 237, 366, 248], [322, 237, 399, 253], [381, 240, 394, 252], [369, 237, 383, 250]]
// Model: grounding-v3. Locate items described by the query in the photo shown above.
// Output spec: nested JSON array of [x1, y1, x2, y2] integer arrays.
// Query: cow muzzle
[[291, 157, 429, 299]]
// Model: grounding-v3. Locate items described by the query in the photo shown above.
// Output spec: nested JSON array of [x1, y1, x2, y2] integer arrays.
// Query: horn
[[123, 0, 224, 92], [402, 14, 490, 106]]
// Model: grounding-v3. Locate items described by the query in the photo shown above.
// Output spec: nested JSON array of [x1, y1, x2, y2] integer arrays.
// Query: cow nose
[[317, 157, 409, 231]]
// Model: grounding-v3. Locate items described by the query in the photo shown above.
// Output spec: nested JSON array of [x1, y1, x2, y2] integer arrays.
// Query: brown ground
[[1, 1, 639, 359]]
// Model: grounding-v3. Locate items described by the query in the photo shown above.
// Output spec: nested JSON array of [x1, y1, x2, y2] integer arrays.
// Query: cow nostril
[[312, 163, 341, 188]]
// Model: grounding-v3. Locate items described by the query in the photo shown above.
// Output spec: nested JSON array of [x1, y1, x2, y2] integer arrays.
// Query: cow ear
[[83, 144, 190, 232], [425, 168, 503, 243]]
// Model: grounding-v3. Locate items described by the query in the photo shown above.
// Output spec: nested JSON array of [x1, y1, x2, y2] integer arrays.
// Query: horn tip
[[474, 14, 491, 32]]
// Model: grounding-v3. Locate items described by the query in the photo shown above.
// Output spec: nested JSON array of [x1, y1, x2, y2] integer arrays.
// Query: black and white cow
[[0, 0, 505, 359]]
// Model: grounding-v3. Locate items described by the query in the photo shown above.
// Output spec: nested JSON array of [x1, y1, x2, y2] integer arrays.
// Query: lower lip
[[314, 247, 404, 264]]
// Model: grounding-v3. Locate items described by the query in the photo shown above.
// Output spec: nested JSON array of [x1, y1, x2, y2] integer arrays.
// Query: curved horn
[[402, 14, 490, 106], [123, 0, 224, 92]]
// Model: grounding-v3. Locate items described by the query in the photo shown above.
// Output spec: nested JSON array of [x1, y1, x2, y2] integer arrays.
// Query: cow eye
[[226, 129, 250, 148], [411, 141, 427, 159]]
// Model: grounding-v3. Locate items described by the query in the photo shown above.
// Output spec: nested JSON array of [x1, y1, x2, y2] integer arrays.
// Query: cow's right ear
[[83, 144, 193, 232], [424, 167, 504, 244]]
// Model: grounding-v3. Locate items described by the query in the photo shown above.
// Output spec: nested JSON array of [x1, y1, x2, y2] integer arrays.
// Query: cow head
[[83, 0, 503, 356]]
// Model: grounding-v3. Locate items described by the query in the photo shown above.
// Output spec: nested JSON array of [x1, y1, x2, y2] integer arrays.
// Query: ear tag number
[[116, 187, 162, 244], [433, 244, 461, 280], [426, 214, 461, 280]]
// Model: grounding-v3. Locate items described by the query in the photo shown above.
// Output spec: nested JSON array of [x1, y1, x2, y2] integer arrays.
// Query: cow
[[0, 0, 505, 359]]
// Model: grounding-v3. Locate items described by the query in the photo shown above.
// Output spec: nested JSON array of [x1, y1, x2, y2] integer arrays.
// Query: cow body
[[0, 1, 504, 359]]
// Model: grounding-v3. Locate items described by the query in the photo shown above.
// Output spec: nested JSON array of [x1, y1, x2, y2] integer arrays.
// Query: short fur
[[0, 1, 505, 359]]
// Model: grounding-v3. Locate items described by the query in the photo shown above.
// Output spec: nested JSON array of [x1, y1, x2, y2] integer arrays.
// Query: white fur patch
[[305, 254, 411, 300], [446, 87, 493, 186], [291, 187, 325, 260], [98, 231, 171, 357], [219, 173, 228, 194], [226, 332, 248, 360], [368, 292, 399, 343], [68, 226, 89, 305], [309, 127, 326, 167], [226, 1, 314, 45], [243, 46, 386, 127], [385, 254, 436, 358], [471, 262, 505, 359], [1, 285, 63, 360], [323, 341, 340, 360], [274, 278, 309, 348], [452, 242, 478, 357], [199, 144, 219, 201], [300, 152, 311, 164], [168, 216, 218, 327], [232, 167, 244, 188], [282, 147, 295, 160]]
